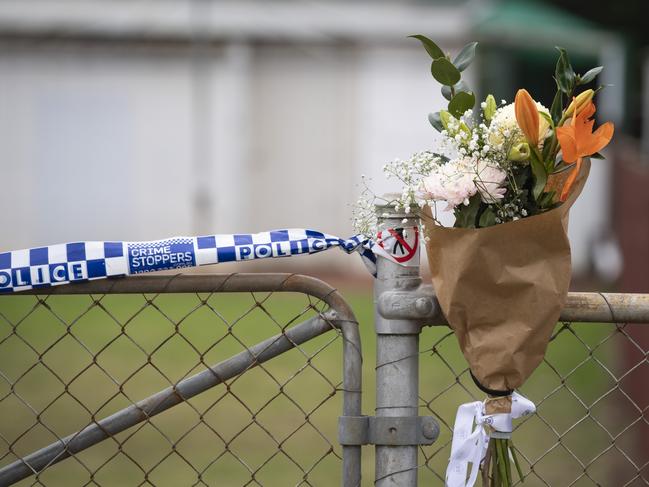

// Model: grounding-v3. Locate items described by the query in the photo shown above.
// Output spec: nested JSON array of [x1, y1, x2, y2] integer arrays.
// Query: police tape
[[0, 227, 420, 293]]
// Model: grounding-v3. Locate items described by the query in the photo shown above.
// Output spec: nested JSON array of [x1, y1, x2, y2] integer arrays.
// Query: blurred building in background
[[0, 0, 644, 286]]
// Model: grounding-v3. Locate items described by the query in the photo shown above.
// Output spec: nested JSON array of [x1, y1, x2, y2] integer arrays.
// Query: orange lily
[[556, 101, 614, 201], [515, 89, 540, 146]]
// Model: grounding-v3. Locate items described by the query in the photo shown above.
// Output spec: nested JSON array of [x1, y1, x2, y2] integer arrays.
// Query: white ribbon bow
[[445, 391, 536, 487]]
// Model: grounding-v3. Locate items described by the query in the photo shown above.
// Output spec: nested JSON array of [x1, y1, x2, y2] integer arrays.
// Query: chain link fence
[[418, 312, 648, 486], [0, 274, 362, 487], [1, 271, 648, 486]]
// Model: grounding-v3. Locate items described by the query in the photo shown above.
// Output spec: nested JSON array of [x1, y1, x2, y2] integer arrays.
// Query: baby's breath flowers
[[352, 102, 532, 235], [351, 175, 378, 237]]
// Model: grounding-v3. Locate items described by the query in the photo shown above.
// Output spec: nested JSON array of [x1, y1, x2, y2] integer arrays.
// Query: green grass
[[0, 288, 636, 486]]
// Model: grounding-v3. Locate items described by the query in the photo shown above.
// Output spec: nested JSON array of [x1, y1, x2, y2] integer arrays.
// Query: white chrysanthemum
[[474, 160, 507, 203], [422, 157, 478, 210], [488, 102, 550, 148]]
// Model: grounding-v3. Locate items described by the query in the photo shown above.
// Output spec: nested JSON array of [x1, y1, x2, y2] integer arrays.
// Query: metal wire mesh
[[0, 277, 350, 486], [418, 321, 649, 486], [3, 272, 648, 486]]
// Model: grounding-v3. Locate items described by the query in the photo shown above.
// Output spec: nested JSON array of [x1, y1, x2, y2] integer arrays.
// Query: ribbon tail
[[445, 401, 489, 487]]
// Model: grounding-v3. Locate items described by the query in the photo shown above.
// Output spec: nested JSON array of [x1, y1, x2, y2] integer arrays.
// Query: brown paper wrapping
[[422, 160, 590, 392]]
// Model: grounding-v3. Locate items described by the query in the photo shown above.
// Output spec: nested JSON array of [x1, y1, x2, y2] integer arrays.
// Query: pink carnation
[[422, 158, 478, 210], [474, 160, 507, 203]]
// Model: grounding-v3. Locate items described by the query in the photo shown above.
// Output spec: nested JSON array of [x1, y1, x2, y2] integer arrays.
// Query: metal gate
[[0, 274, 362, 486]]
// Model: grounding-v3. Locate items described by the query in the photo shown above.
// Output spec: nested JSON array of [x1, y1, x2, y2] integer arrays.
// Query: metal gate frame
[[0, 273, 362, 487]]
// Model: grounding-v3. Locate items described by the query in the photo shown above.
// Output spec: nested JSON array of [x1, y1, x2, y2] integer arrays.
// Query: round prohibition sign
[[378, 227, 419, 263]]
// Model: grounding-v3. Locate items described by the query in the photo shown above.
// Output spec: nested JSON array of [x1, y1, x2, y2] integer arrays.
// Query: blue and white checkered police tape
[[0, 227, 420, 293]]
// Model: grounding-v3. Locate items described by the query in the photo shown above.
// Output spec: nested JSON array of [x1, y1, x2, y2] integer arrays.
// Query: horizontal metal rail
[[561, 292, 649, 323], [15, 274, 648, 323], [377, 283, 649, 325], [0, 273, 363, 487]]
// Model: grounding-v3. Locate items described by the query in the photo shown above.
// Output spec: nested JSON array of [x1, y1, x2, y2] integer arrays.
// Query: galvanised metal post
[[374, 202, 423, 486]]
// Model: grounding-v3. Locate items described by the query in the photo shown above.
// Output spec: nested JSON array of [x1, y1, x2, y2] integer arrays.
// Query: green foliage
[[542, 132, 556, 161], [483, 94, 497, 122], [550, 89, 563, 125], [448, 91, 476, 118], [408, 34, 444, 60], [439, 110, 451, 129], [441, 80, 470, 101], [513, 165, 531, 189], [530, 156, 548, 200], [453, 194, 481, 228], [578, 66, 603, 85], [537, 190, 557, 208], [552, 50, 602, 127], [555, 47, 576, 94], [539, 111, 554, 130], [428, 111, 444, 132], [478, 207, 496, 227], [452, 42, 478, 72], [411, 35, 478, 122], [431, 58, 461, 86]]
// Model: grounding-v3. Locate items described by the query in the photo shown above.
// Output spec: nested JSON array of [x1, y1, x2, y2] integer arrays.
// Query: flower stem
[[509, 440, 524, 483], [482, 439, 493, 486], [491, 440, 501, 487], [503, 440, 513, 485], [496, 439, 510, 486]]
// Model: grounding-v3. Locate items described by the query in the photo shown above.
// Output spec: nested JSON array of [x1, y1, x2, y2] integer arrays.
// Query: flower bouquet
[[354, 37, 613, 486]]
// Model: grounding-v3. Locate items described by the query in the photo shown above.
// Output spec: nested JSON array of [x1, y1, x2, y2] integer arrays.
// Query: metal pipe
[[375, 283, 649, 326], [13, 273, 649, 324], [561, 292, 649, 323], [13, 272, 348, 301], [373, 205, 421, 486], [340, 317, 363, 487], [0, 273, 363, 487]]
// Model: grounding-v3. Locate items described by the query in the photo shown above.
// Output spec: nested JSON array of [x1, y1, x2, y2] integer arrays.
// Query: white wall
[[248, 44, 357, 235], [0, 47, 199, 249]]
